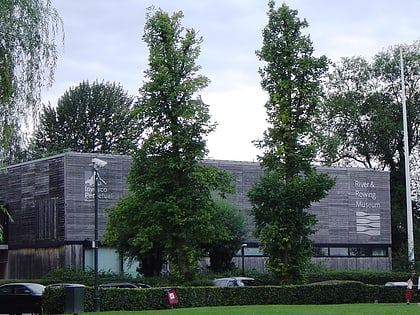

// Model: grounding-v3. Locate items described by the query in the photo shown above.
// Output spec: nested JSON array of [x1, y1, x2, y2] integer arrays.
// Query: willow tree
[[248, 1, 335, 284], [105, 7, 234, 281], [0, 0, 62, 240], [0, 0, 63, 164]]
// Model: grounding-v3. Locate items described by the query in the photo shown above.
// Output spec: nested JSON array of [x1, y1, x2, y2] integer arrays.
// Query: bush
[[42, 286, 66, 314], [42, 281, 409, 313], [40, 266, 411, 287], [306, 270, 411, 285], [41, 267, 140, 286]]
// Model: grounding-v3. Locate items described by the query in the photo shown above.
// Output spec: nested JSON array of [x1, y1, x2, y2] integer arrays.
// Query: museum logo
[[356, 211, 380, 236], [84, 170, 114, 201]]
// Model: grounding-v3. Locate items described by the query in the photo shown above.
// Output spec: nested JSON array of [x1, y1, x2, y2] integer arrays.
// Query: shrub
[[42, 280, 409, 313]]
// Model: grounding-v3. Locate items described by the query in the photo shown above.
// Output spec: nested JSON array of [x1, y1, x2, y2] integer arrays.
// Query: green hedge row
[[306, 271, 411, 285], [42, 281, 413, 314], [33, 267, 412, 288]]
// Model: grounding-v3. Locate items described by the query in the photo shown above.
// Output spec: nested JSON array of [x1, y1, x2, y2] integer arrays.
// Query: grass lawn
[[75, 303, 419, 315]]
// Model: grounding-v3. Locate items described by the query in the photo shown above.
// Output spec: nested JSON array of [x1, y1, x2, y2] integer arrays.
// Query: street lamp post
[[241, 243, 247, 276], [92, 158, 107, 312]]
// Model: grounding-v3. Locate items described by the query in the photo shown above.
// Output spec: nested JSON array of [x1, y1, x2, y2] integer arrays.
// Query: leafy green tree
[[0, 0, 63, 165], [248, 1, 335, 284], [0, 0, 62, 242], [30, 80, 138, 157], [105, 193, 243, 276], [203, 196, 246, 273], [317, 42, 420, 270], [104, 193, 164, 277], [105, 7, 234, 281]]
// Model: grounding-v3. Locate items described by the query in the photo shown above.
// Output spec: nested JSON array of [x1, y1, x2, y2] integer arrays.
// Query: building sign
[[84, 170, 114, 201], [354, 180, 381, 209], [353, 179, 381, 236]]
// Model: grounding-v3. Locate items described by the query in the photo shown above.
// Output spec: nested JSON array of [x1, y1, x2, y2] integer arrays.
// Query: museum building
[[0, 152, 392, 279]]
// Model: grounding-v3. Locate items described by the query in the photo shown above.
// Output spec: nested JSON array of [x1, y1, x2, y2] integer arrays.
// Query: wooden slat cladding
[[50, 157, 66, 241], [310, 167, 391, 245], [64, 153, 131, 241], [6, 245, 83, 279], [0, 152, 392, 277], [4, 156, 65, 248], [201, 161, 391, 246], [35, 197, 57, 240], [3, 153, 391, 249], [1, 152, 132, 250]]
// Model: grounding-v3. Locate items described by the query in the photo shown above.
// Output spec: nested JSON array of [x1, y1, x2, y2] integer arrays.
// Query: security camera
[[92, 158, 108, 168]]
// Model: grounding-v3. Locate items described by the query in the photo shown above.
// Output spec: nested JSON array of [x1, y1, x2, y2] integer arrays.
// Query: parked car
[[213, 277, 255, 287], [48, 283, 85, 287], [384, 281, 408, 287], [0, 282, 45, 315], [99, 281, 151, 289]]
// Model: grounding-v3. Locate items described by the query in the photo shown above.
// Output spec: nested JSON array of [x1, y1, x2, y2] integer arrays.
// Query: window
[[0, 286, 13, 294], [372, 247, 388, 257], [329, 247, 349, 256], [313, 247, 329, 257], [350, 247, 370, 256], [313, 245, 389, 257]]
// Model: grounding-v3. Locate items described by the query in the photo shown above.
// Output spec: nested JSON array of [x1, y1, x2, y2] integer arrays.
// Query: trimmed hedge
[[37, 267, 412, 287], [306, 271, 411, 285], [42, 281, 411, 314]]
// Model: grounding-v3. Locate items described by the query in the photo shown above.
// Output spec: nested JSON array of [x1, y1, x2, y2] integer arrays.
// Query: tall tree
[[0, 0, 63, 164], [317, 42, 420, 270], [105, 7, 234, 281], [29, 80, 138, 157], [248, 1, 335, 284]]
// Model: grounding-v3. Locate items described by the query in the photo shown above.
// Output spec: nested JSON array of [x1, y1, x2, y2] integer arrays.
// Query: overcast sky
[[45, 0, 420, 161]]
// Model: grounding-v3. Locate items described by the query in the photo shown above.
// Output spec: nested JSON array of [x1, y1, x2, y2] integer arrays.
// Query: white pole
[[400, 48, 415, 269]]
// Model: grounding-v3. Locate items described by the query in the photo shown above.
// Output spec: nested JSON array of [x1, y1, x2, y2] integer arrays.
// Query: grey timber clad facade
[[0, 152, 132, 278], [0, 152, 391, 279], [308, 167, 391, 270], [205, 161, 392, 271]]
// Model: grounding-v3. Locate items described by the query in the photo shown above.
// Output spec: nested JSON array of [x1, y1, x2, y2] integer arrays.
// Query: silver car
[[213, 277, 255, 287], [384, 281, 408, 287]]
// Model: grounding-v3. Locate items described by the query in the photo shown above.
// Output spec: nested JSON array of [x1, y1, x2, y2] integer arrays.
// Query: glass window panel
[[372, 247, 388, 257], [329, 247, 348, 256], [349, 247, 371, 256], [313, 247, 329, 257]]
